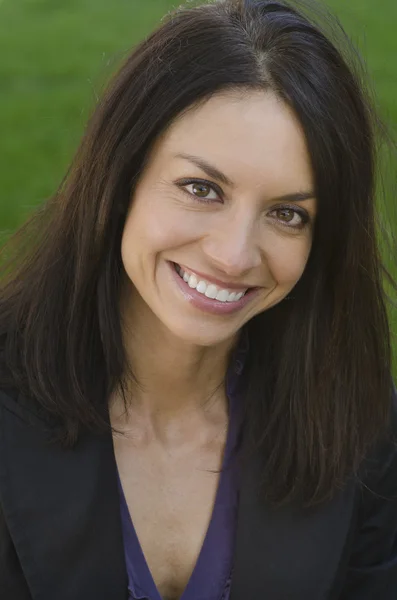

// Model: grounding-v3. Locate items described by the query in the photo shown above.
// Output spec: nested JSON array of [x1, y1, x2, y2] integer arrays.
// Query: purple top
[[116, 337, 247, 600]]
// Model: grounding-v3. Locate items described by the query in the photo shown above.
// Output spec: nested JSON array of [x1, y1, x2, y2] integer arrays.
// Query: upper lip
[[174, 262, 256, 291]]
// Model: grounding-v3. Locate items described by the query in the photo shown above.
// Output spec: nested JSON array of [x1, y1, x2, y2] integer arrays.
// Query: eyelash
[[176, 178, 310, 230]]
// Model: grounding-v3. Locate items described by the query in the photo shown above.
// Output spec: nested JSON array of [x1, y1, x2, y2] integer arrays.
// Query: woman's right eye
[[177, 179, 222, 203]]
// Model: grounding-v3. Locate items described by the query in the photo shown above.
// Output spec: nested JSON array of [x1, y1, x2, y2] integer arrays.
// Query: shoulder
[[357, 383, 397, 506], [0, 386, 46, 430], [0, 333, 49, 428], [0, 334, 22, 417], [0, 386, 55, 459], [336, 386, 397, 598]]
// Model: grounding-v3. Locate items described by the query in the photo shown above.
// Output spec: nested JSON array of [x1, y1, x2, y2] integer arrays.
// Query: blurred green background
[[0, 0, 396, 370]]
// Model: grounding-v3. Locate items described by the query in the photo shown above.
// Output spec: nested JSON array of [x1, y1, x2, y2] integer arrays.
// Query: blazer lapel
[[230, 451, 357, 600], [0, 390, 127, 600]]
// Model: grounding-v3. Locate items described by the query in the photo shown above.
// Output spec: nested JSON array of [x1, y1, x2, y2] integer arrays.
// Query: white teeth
[[188, 274, 198, 288], [175, 264, 247, 303], [196, 280, 207, 294], [205, 284, 218, 299], [216, 289, 229, 302]]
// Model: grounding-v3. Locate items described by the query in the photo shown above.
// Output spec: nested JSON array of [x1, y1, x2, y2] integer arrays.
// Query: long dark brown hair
[[0, 0, 396, 506]]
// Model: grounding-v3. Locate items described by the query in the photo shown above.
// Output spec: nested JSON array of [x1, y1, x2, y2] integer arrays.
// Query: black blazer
[[1, 386, 397, 600]]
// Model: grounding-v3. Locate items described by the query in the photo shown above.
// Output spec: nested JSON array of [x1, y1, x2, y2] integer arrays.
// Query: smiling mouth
[[173, 262, 252, 303]]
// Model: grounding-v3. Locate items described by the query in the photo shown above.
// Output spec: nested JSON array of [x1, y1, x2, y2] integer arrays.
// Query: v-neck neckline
[[116, 384, 242, 600]]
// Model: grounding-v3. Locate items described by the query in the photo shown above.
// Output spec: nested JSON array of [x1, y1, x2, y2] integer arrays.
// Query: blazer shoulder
[[0, 332, 49, 428], [358, 382, 397, 502], [0, 334, 26, 419], [0, 387, 46, 430]]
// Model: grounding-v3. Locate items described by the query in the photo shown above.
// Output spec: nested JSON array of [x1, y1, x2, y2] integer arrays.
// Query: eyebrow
[[174, 152, 315, 203]]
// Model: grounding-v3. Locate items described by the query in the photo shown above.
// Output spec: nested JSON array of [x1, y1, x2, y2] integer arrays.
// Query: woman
[[0, 0, 396, 598]]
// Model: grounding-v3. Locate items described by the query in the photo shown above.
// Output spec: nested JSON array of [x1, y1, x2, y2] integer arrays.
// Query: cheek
[[265, 238, 311, 287], [121, 194, 203, 264]]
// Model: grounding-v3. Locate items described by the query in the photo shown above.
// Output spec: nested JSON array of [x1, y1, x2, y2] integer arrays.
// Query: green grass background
[[0, 0, 396, 370]]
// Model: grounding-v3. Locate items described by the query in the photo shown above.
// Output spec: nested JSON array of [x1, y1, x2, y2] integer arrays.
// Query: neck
[[112, 284, 237, 424]]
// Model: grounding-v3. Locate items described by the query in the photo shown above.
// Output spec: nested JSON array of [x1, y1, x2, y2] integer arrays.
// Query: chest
[[113, 434, 227, 600]]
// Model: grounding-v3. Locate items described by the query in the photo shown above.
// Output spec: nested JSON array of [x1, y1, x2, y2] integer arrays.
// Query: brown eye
[[179, 180, 220, 202], [192, 183, 211, 197], [276, 208, 295, 222], [268, 206, 308, 229]]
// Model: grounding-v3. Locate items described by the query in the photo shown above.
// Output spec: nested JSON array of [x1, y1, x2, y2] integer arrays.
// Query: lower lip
[[168, 261, 259, 315]]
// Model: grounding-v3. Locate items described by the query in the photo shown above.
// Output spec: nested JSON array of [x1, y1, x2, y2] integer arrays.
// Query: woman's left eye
[[269, 207, 309, 229]]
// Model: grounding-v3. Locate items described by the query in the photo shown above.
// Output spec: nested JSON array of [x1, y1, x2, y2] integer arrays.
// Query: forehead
[[153, 89, 314, 192]]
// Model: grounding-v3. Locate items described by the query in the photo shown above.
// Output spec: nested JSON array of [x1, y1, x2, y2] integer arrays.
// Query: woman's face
[[121, 90, 316, 346]]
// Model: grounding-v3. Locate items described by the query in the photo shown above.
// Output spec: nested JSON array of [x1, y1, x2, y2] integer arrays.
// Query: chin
[[164, 316, 240, 348]]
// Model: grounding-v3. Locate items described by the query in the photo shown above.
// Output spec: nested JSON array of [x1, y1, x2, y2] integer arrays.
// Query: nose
[[201, 213, 262, 277]]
